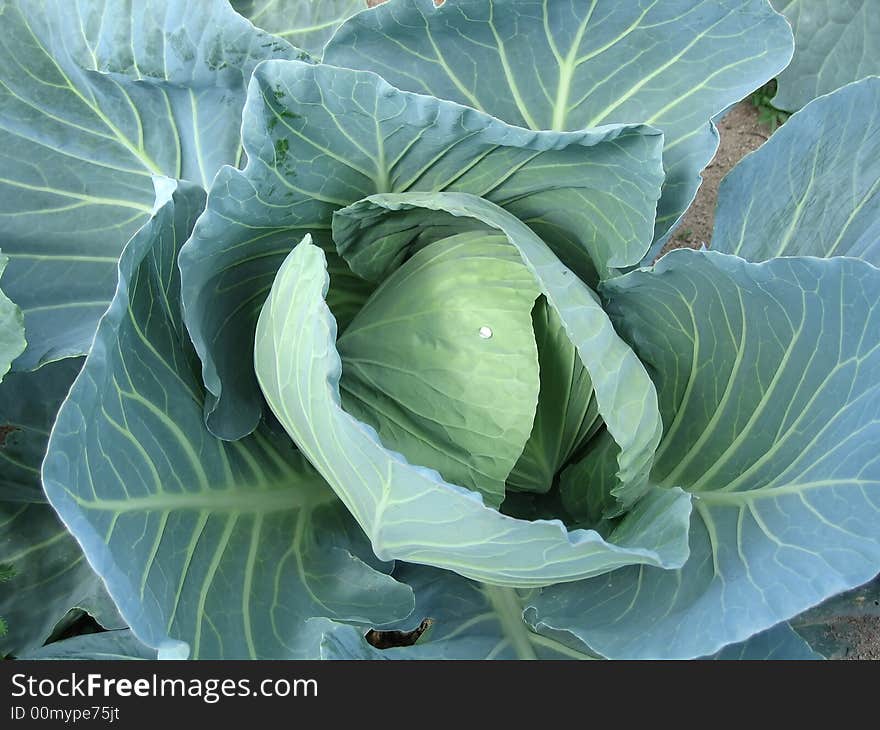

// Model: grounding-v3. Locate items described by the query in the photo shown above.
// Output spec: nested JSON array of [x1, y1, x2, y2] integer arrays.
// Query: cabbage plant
[[1, 0, 879, 660]]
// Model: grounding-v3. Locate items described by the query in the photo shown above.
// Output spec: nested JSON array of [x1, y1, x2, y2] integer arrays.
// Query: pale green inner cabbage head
[[336, 231, 602, 518]]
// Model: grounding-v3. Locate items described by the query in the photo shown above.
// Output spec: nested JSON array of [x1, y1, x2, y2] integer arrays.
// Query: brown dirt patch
[[663, 101, 769, 254], [837, 618, 880, 660], [816, 617, 880, 661]]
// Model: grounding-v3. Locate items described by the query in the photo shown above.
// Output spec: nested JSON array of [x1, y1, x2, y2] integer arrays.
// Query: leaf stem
[[483, 585, 538, 660]]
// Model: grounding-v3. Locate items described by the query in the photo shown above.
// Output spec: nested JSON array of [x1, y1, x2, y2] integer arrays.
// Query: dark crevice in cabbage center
[[506, 296, 603, 495]]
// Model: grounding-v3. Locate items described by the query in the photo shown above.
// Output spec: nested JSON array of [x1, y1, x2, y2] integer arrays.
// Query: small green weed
[[751, 81, 790, 133]]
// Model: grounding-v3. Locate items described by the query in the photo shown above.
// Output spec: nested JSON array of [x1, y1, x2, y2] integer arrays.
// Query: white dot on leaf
[[478, 326, 493, 339]]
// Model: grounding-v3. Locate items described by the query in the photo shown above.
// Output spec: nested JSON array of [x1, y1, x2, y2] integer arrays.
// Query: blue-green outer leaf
[[0, 253, 25, 379], [21, 630, 157, 661], [0, 359, 123, 657], [771, 0, 880, 112], [0, 0, 297, 368], [0, 501, 115, 658], [355, 570, 821, 660], [231, 0, 367, 56], [708, 623, 822, 660], [338, 566, 601, 660], [527, 250, 880, 659], [0, 359, 80, 504], [713, 78, 880, 264], [323, 0, 793, 243], [42, 180, 413, 659]]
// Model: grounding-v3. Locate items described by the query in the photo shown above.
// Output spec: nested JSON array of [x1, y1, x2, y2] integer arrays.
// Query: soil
[[663, 101, 769, 255], [824, 618, 880, 660], [663, 99, 880, 660]]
